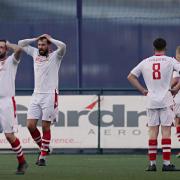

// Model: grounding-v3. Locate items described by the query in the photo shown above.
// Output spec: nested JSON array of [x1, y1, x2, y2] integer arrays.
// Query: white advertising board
[[0, 95, 98, 148], [0, 95, 179, 149]]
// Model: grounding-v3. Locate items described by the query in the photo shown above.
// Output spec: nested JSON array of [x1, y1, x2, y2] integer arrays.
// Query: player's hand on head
[[41, 34, 51, 40], [44, 34, 51, 38], [5, 40, 10, 46], [5, 41, 10, 50], [36, 34, 52, 42], [36, 34, 47, 40]]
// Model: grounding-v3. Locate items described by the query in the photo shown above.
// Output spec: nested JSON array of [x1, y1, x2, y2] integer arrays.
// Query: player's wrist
[[5, 40, 10, 46], [141, 89, 148, 96], [33, 37, 38, 41]]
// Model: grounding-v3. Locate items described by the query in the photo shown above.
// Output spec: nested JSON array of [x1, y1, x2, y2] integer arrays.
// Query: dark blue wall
[[0, 1, 180, 89]]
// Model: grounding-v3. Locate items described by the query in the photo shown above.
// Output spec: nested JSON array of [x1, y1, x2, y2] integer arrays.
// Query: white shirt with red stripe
[[22, 46, 63, 94], [131, 54, 180, 109], [0, 54, 19, 97], [173, 71, 180, 104]]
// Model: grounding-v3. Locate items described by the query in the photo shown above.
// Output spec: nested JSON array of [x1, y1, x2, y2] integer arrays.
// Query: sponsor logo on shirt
[[35, 56, 48, 63]]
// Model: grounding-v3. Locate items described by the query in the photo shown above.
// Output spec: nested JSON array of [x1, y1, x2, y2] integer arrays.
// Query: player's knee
[[177, 118, 180, 125], [5, 133, 16, 143], [161, 126, 171, 138], [148, 126, 159, 139], [27, 119, 37, 132], [42, 121, 51, 132]]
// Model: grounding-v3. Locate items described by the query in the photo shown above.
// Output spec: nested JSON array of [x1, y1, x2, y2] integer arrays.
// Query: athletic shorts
[[174, 103, 180, 118], [0, 96, 18, 133], [27, 92, 58, 123], [146, 106, 175, 126]]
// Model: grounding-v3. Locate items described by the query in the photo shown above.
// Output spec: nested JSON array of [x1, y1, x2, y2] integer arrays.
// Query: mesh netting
[[83, 0, 180, 25], [0, 0, 180, 24]]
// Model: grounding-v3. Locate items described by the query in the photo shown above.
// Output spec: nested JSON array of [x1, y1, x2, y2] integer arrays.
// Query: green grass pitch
[[0, 154, 180, 180]]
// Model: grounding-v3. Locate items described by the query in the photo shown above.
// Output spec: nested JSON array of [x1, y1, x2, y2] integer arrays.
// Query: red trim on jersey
[[12, 97, 16, 118], [54, 90, 58, 109], [154, 53, 165, 56]]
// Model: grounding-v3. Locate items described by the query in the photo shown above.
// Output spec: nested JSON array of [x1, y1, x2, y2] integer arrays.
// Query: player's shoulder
[[133, 58, 149, 68], [6, 53, 20, 64], [6, 53, 14, 62], [139, 56, 152, 64], [49, 49, 63, 59], [166, 56, 179, 64], [163, 55, 174, 60]]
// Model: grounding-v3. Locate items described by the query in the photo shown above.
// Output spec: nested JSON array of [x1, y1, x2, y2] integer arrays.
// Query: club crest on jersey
[[35, 56, 47, 63]]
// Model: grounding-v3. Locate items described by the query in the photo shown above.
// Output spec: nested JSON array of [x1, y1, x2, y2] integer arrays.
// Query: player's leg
[[175, 117, 180, 157], [27, 119, 42, 148], [175, 118, 180, 141], [0, 97, 27, 174], [38, 120, 51, 166], [27, 96, 42, 149], [161, 106, 180, 171], [5, 133, 28, 174], [146, 109, 159, 171], [173, 103, 180, 156], [161, 126, 171, 166], [146, 126, 159, 171], [37, 93, 57, 166]]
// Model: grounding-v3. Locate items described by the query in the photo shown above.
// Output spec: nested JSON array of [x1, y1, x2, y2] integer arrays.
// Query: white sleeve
[[53, 49, 64, 60], [18, 38, 38, 57], [22, 45, 38, 57], [172, 58, 180, 73], [173, 71, 179, 78], [130, 61, 143, 78], [12, 54, 20, 64], [7, 54, 20, 66], [50, 38, 66, 59]]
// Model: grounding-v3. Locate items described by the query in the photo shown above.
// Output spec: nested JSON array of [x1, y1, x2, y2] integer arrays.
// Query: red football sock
[[11, 138, 25, 164], [30, 128, 42, 148], [40, 129, 51, 157], [162, 138, 171, 161], [176, 127, 180, 142], [148, 139, 157, 161]]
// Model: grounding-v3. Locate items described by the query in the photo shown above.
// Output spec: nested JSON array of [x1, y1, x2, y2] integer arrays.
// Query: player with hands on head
[[18, 34, 66, 166]]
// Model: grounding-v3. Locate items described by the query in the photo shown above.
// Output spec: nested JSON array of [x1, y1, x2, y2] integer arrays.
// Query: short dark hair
[[0, 39, 6, 43], [38, 37, 51, 45], [153, 38, 166, 51]]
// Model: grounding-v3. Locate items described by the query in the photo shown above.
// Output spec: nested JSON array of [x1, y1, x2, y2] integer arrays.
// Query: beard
[[39, 49, 49, 56], [0, 52, 6, 60]]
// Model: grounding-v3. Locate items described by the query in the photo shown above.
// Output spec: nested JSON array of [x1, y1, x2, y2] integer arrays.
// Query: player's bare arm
[[170, 80, 180, 96], [6, 41, 22, 60], [39, 34, 66, 57], [127, 73, 148, 95], [171, 77, 179, 88]]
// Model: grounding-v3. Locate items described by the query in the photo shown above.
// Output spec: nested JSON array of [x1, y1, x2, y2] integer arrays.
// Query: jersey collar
[[154, 53, 165, 56]]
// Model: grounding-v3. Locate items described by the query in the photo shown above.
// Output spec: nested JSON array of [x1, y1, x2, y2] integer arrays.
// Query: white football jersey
[[22, 46, 64, 93], [173, 71, 180, 104], [0, 54, 19, 97], [131, 55, 180, 109]]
